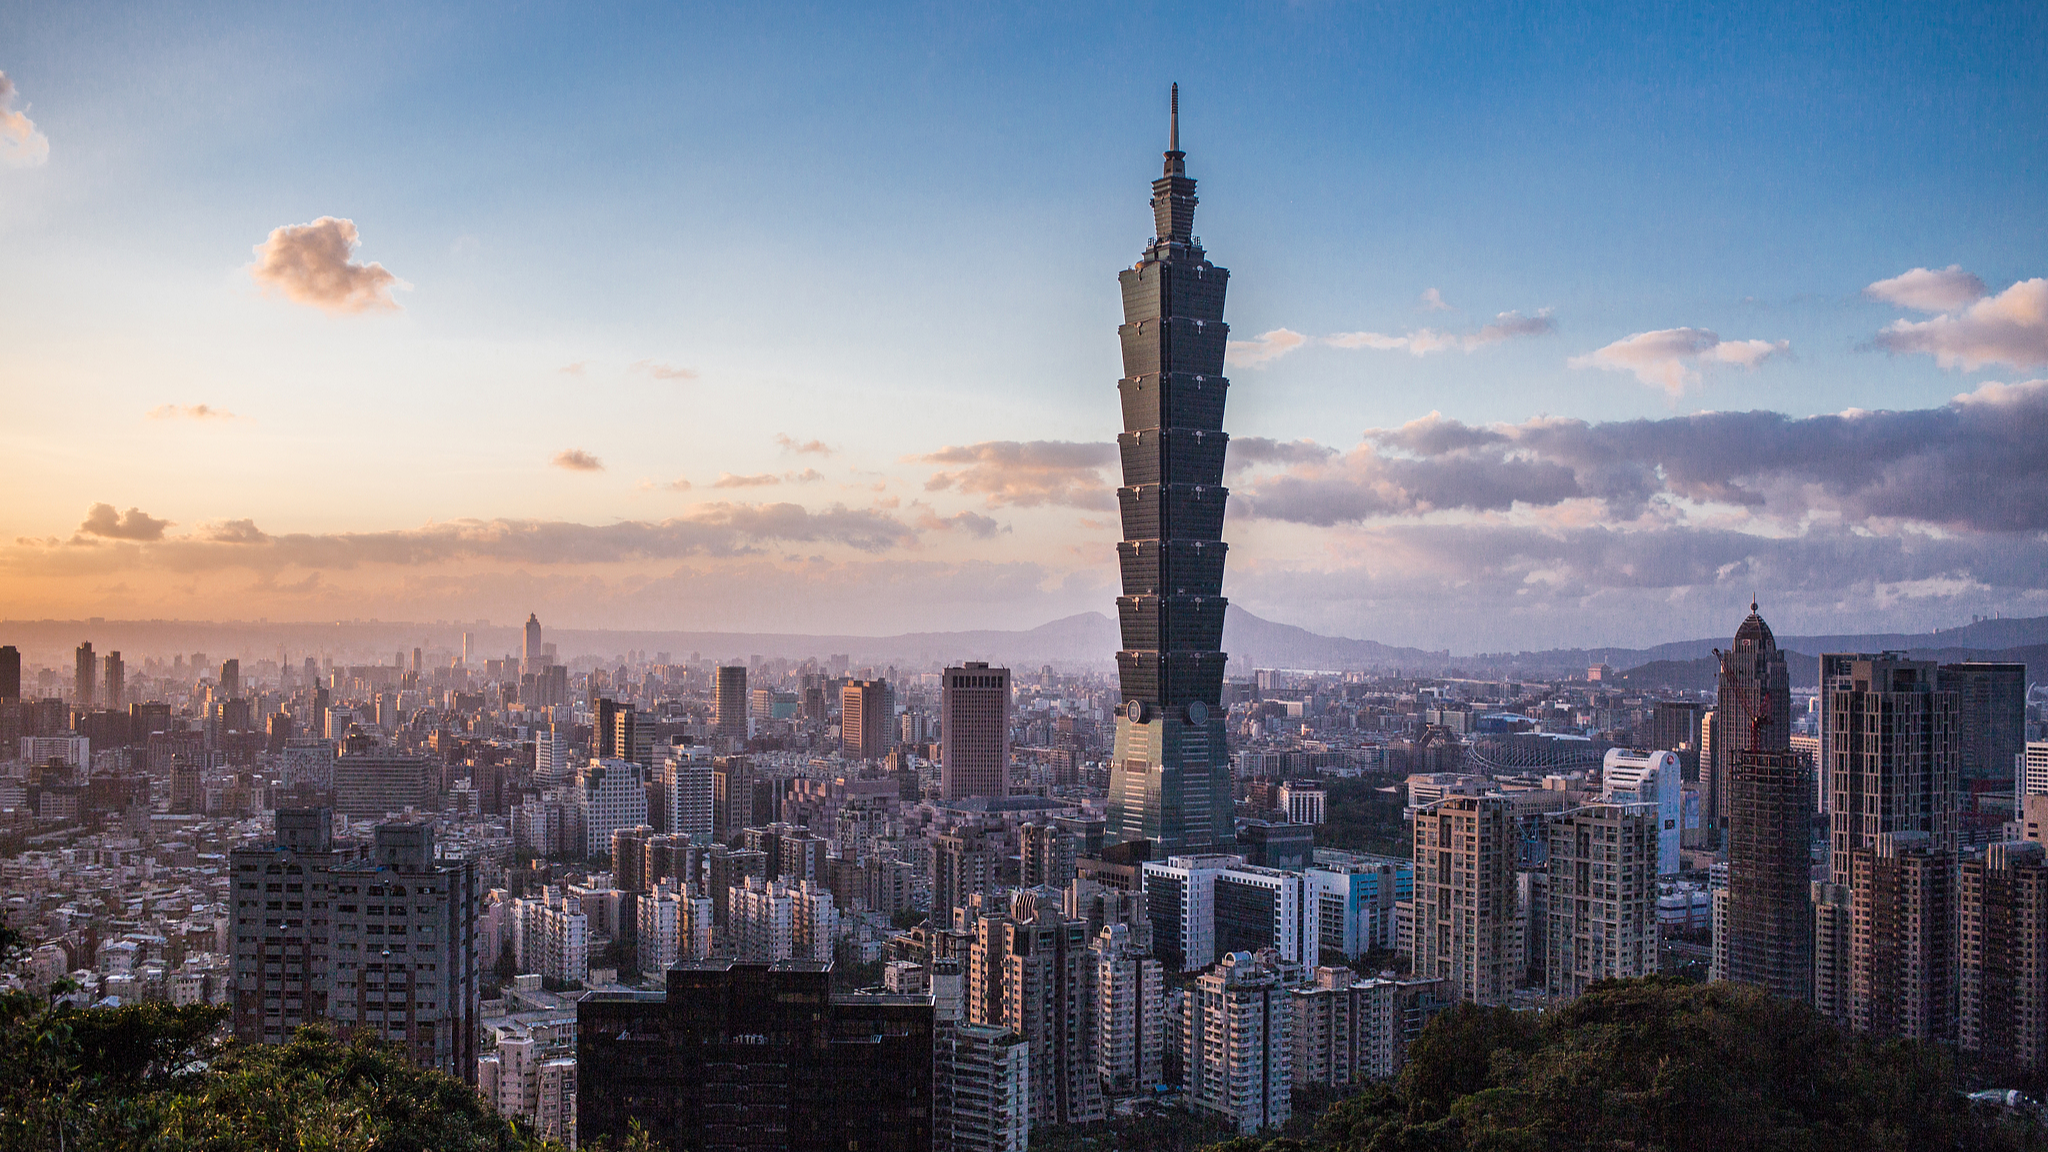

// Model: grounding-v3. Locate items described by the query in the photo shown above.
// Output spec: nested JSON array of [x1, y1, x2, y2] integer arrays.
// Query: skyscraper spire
[[1170, 82, 1179, 152]]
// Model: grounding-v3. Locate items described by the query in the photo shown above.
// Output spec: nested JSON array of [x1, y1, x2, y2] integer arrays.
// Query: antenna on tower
[[1170, 83, 1180, 152]]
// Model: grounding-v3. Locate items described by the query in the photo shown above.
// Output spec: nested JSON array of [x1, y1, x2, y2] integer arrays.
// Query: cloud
[[1225, 328, 1308, 367], [560, 362, 588, 377], [913, 440, 1117, 509], [1872, 278, 2048, 371], [206, 519, 270, 544], [788, 468, 824, 484], [552, 449, 604, 472], [1227, 437, 1336, 474], [78, 504, 171, 542], [713, 472, 781, 488], [1325, 310, 1555, 357], [1569, 327, 1788, 394], [916, 509, 1005, 538], [1420, 288, 1450, 312], [147, 404, 238, 421], [1233, 379, 2048, 533], [1865, 265, 1988, 313], [247, 217, 402, 314], [776, 434, 834, 457], [632, 359, 698, 380], [0, 73, 48, 167]]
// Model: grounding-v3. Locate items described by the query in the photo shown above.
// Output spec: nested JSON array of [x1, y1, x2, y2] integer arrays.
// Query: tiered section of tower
[[1113, 135, 1231, 712]]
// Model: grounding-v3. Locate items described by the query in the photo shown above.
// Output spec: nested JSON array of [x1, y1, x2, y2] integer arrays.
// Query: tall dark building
[[941, 663, 1010, 799], [715, 665, 749, 749], [1107, 86, 1235, 855], [102, 652, 124, 711], [75, 641, 95, 709], [1715, 603, 1813, 1001], [219, 658, 240, 700], [0, 645, 19, 700], [1937, 662, 2026, 788], [1650, 700, 1705, 783], [578, 959, 934, 1152]]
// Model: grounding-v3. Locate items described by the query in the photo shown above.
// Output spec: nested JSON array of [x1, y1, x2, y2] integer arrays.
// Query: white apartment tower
[[1184, 950, 1293, 1135]]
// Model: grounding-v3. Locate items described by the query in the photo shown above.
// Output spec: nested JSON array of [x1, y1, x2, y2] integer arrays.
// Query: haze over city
[[3, 1, 2045, 652]]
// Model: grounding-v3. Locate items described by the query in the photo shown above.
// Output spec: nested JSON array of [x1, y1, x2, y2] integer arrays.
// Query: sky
[[1, 0, 2044, 653]]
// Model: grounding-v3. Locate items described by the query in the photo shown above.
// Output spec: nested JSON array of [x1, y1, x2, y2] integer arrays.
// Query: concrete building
[[1279, 782, 1326, 826], [332, 751, 435, 819], [637, 883, 713, 973], [967, 889, 1105, 1129], [1305, 853, 1412, 958], [1600, 748, 1683, 875], [1093, 922, 1164, 1096], [478, 1026, 577, 1147], [1184, 950, 1293, 1135], [730, 876, 837, 964], [512, 887, 588, 984], [942, 663, 1011, 799], [1959, 841, 2048, 1073], [937, 1022, 1031, 1152], [660, 744, 714, 839], [1544, 803, 1660, 1001], [229, 808, 369, 1047], [1718, 606, 1812, 1002], [574, 758, 648, 860], [841, 678, 895, 761], [1412, 796, 1517, 1005], [1848, 831, 1955, 1043], [1937, 662, 2026, 787], [714, 665, 748, 749], [327, 822, 481, 1081]]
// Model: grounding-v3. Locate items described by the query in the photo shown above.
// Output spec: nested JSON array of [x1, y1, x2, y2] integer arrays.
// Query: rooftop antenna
[[1170, 83, 1180, 152]]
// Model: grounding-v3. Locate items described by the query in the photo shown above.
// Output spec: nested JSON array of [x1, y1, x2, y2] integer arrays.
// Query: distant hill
[[1617, 643, 2046, 692]]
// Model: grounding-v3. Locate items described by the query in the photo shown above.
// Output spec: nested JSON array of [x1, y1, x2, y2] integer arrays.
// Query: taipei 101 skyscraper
[[1107, 86, 1236, 855]]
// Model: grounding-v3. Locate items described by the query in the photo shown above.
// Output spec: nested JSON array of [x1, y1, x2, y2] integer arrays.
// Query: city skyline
[[3, 2, 2045, 652]]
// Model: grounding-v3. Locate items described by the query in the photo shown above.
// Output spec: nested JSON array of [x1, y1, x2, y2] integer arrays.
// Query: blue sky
[[2, 1, 2044, 651]]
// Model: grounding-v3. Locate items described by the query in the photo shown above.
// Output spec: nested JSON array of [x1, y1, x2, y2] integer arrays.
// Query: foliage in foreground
[[1206, 976, 2045, 1152]]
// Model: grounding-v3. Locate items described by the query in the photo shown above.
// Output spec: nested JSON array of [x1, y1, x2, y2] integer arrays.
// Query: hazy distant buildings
[[714, 665, 748, 749], [0, 645, 19, 700], [522, 613, 543, 675], [1106, 91, 1235, 857], [75, 641, 94, 708], [332, 750, 435, 819], [942, 663, 1011, 799], [102, 651, 123, 710]]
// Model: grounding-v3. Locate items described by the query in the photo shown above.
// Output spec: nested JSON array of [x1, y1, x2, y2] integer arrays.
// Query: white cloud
[[1874, 278, 2048, 371], [1225, 328, 1308, 367], [0, 73, 49, 167], [1326, 310, 1555, 357], [1420, 287, 1451, 311], [1865, 265, 1988, 313], [1569, 327, 1788, 395], [632, 359, 698, 380], [552, 449, 604, 472], [248, 217, 402, 313]]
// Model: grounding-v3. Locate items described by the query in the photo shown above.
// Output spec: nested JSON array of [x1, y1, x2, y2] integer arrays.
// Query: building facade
[[1412, 796, 1517, 1005], [1544, 803, 1660, 1001], [1184, 950, 1292, 1135]]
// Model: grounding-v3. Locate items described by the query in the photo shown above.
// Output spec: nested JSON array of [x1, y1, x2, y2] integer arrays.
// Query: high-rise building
[[220, 658, 240, 700], [574, 758, 648, 859], [933, 826, 1002, 926], [1093, 922, 1164, 1097], [332, 750, 435, 819], [967, 889, 1104, 1129], [1650, 700, 1706, 784], [937, 1022, 1031, 1152], [522, 613, 543, 675], [712, 755, 757, 842], [612, 825, 655, 892], [1937, 662, 2026, 787], [478, 1028, 577, 1148], [229, 808, 369, 1046], [714, 665, 748, 749], [102, 652, 123, 711], [730, 875, 837, 964], [1021, 822, 1078, 889], [1600, 749, 1683, 875], [941, 663, 1011, 799], [1544, 802, 1661, 1001], [841, 678, 894, 761], [1184, 950, 1293, 1135], [2023, 742, 2048, 799], [327, 822, 480, 1081], [511, 887, 589, 983], [1279, 782, 1326, 826], [1292, 965, 1424, 1090], [1846, 830, 1955, 1042], [578, 960, 935, 1152], [1718, 604, 1812, 1002], [661, 744, 714, 838], [1959, 840, 2048, 1074], [1106, 88, 1235, 857], [1412, 796, 1517, 1005], [1305, 854, 1413, 958], [637, 882, 713, 974], [75, 641, 95, 708], [1820, 653, 1960, 883], [0, 645, 20, 700]]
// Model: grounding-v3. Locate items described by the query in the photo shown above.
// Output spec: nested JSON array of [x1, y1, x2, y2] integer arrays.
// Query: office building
[[1959, 841, 2048, 1073], [1843, 831, 1955, 1042], [1937, 662, 2026, 787], [75, 641, 94, 708], [1601, 748, 1682, 875], [1279, 782, 1326, 826], [714, 665, 749, 749], [942, 662, 1011, 799], [523, 613, 543, 675], [578, 960, 935, 1152], [1214, 864, 1316, 967], [2024, 742, 2048, 799], [325, 823, 480, 1081], [841, 678, 894, 761], [1544, 803, 1660, 1001], [219, 658, 240, 699], [1107, 90, 1235, 857], [1412, 796, 1517, 1005], [1093, 922, 1164, 1096], [229, 808, 370, 1046], [102, 651, 123, 711], [332, 751, 435, 819], [1141, 853, 1231, 972], [1184, 950, 1292, 1135], [966, 889, 1105, 1128], [0, 645, 19, 700], [1650, 700, 1705, 783], [1305, 854, 1412, 958], [1820, 653, 1960, 884], [1718, 605, 1812, 1002]]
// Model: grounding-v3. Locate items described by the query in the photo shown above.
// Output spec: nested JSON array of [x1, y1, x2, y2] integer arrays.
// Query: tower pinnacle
[[1171, 82, 1179, 152]]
